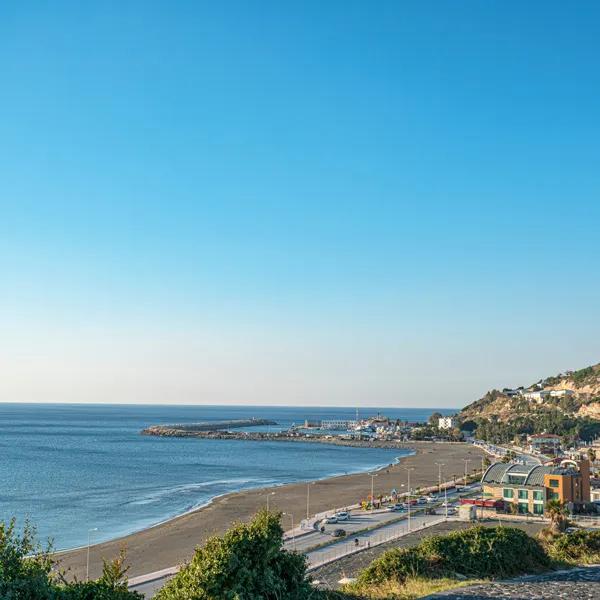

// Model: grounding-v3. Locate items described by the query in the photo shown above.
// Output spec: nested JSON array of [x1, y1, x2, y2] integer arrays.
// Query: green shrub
[[417, 526, 549, 578], [155, 510, 314, 600], [546, 530, 600, 564], [0, 518, 141, 600], [0, 518, 56, 600], [357, 526, 550, 586]]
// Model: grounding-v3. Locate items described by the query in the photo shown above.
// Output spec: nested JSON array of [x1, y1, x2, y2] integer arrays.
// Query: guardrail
[[308, 516, 446, 570]]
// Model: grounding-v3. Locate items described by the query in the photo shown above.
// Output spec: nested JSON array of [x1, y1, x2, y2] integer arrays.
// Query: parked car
[[417, 497, 427, 505], [335, 511, 350, 521], [426, 496, 436, 503], [332, 528, 346, 537], [386, 503, 404, 512], [565, 527, 579, 534], [438, 507, 457, 515], [324, 515, 338, 524]]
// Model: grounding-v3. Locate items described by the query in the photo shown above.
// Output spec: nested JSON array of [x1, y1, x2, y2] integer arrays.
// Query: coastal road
[[129, 490, 470, 598], [288, 484, 474, 553]]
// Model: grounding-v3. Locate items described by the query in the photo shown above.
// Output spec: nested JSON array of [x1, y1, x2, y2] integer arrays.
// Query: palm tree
[[545, 499, 568, 533]]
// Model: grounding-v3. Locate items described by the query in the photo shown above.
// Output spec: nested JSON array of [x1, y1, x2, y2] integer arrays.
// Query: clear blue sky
[[1, 2, 599, 407]]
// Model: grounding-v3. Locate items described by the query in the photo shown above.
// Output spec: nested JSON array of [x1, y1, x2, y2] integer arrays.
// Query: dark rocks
[[426, 566, 600, 599]]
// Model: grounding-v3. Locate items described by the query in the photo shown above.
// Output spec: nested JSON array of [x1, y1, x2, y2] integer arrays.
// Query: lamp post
[[435, 462, 445, 494], [463, 459, 471, 487], [266, 492, 275, 511], [306, 482, 315, 521], [369, 472, 378, 510], [283, 512, 295, 550], [403, 466, 414, 531], [86, 528, 98, 582]]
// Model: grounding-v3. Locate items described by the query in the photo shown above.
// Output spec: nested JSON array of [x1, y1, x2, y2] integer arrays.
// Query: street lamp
[[266, 492, 275, 511], [368, 473, 378, 510], [283, 512, 295, 550], [435, 462, 445, 494], [306, 482, 315, 521], [403, 467, 414, 531], [463, 459, 471, 487], [435, 462, 448, 519], [86, 528, 98, 582]]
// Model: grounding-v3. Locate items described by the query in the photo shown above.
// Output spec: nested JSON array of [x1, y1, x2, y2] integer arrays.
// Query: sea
[[0, 403, 456, 550]]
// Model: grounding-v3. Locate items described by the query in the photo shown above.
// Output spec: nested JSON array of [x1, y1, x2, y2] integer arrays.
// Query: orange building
[[481, 459, 591, 515]]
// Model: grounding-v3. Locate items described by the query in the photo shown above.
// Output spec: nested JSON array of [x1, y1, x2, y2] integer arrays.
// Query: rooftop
[[482, 462, 579, 486]]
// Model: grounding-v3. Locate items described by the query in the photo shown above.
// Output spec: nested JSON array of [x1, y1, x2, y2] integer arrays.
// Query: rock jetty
[[141, 425, 410, 450]]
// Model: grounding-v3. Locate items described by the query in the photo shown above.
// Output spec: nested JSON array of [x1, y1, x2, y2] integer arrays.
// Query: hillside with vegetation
[[458, 363, 600, 444]]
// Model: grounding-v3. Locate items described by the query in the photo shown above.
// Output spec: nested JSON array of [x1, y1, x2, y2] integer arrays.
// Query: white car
[[335, 512, 350, 521], [426, 496, 436, 503], [324, 515, 338, 524], [417, 497, 427, 505]]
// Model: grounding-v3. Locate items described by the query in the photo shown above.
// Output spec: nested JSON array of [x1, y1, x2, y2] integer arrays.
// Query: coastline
[[55, 440, 486, 581], [54, 444, 410, 556]]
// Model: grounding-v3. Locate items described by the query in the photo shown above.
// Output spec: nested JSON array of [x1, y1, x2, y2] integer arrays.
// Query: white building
[[438, 416, 456, 430], [548, 389, 575, 398], [523, 390, 550, 402], [320, 419, 357, 430]]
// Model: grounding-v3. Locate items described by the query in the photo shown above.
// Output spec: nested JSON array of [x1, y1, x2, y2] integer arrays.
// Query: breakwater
[[141, 426, 410, 449], [143, 418, 277, 433]]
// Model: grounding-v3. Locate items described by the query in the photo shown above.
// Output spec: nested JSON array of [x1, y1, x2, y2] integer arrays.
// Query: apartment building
[[481, 459, 590, 515]]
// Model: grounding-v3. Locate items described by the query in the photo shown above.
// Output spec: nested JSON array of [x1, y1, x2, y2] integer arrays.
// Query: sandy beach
[[56, 441, 485, 580]]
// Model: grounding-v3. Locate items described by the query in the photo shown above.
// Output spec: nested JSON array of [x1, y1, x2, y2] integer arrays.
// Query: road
[[129, 486, 475, 597]]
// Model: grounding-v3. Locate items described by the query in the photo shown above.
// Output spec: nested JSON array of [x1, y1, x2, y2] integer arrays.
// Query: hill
[[458, 363, 600, 443]]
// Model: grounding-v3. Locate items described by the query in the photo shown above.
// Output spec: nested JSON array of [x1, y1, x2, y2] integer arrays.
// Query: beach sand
[[56, 441, 485, 580]]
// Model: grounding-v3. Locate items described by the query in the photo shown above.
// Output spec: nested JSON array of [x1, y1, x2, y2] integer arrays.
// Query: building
[[481, 460, 591, 515], [528, 433, 562, 454], [548, 389, 575, 398], [438, 416, 456, 430], [320, 419, 357, 430], [523, 390, 550, 402]]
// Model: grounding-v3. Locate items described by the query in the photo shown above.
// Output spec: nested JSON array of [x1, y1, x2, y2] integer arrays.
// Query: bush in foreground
[[546, 530, 600, 564], [356, 526, 550, 587], [155, 510, 315, 600], [0, 518, 141, 600]]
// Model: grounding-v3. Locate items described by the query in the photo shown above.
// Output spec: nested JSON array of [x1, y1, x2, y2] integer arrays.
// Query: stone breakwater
[[143, 418, 277, 433], [140, 426, 411, 449]]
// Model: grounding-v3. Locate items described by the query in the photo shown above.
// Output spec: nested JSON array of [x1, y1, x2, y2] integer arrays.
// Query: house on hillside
[[528, 433, 562, 454], [548, 389, 575, 398], [523, 390, 550, 403], [438, 416, 456, 430]]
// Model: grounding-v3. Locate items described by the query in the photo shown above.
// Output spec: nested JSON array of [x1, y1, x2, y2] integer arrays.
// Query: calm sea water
[[0, 403, 455, 550]]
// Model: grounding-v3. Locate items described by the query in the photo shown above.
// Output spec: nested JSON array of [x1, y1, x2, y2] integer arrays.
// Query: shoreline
[[54, 445, 411, 556], [55, 440, 486, 581]]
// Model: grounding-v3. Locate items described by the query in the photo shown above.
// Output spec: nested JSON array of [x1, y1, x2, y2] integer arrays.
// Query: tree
[[0, 518, 55, 600], [545, 500, 568, 534], [428, 412, 443, 427], [155, 510, 314, 600], [0, 518, 141, 600]]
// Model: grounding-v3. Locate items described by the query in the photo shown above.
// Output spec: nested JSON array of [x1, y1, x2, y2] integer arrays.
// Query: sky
[[1, 1, 599, 408]]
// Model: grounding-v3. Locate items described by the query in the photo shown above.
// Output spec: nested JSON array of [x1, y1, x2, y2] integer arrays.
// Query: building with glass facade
[[481, 460, 590, 515]]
